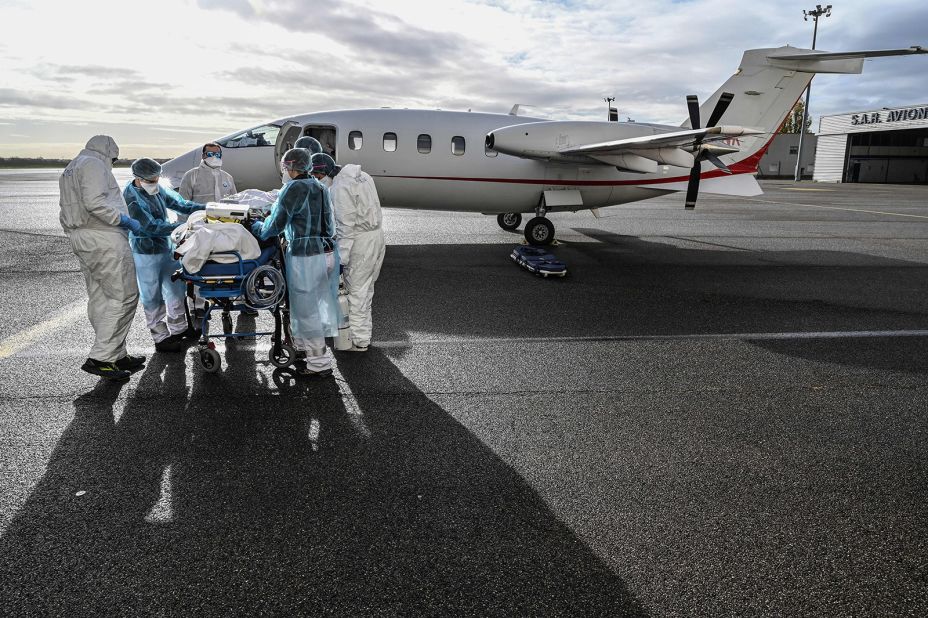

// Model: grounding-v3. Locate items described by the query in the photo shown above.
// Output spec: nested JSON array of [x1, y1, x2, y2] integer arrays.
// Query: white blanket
[[172, 211, 261, 274], [221, 189, 279, 215]]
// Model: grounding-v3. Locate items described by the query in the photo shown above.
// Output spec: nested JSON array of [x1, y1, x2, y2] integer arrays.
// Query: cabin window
[[485, 143, 498, 157], [417, 134, 432, 154], [451, 136, 465, 156], [383, 132, 397, 152], [219, 124, 280, 148], [348, 131, 363, 150]]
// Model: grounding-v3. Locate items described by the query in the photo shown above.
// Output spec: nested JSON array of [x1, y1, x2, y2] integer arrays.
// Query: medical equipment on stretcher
[[204, 202, 251, 223]]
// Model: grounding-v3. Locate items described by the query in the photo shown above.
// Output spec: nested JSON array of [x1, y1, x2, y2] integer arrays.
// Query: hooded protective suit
[[178, 160, 237, 204], [59, 135, 139, 362], [329, 164, 385, 348], [123, 183, 205, 343], [253, 174, 340, 371]]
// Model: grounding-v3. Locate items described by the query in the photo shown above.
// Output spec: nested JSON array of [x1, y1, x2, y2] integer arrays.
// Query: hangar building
[[812, 103, 928, 184]]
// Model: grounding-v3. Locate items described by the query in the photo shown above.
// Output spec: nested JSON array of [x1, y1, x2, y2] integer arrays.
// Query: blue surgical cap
[[131, 157, 162, 180], [294, 136, 323, 155], [281, 148, 312, 173], [310, 153, 337, 177]]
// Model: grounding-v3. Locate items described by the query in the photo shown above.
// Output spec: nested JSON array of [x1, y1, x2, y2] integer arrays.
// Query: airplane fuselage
[[162, 109, 698, 214]]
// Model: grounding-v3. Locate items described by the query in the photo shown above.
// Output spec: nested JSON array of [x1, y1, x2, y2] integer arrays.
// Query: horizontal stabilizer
[[641, 173, 762, 198], [766, 46, 927, 74]]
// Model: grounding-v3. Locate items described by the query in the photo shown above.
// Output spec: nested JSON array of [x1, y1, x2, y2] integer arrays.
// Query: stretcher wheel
[[269, 343, 295, 368], [196, 347, 221, 373]]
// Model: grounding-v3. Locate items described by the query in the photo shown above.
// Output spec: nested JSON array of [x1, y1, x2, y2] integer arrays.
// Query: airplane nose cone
[[485, 133, 495, 150]]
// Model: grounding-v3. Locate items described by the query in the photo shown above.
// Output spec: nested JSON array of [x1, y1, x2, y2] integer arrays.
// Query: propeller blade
[[686, 95, 700, 129], [704, 152, 732, 174], [685, 163, 701, 209], [705, 91, 734, 128]]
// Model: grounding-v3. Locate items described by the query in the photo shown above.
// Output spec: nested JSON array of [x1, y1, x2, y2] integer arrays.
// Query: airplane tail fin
[[683, 46, 927, 170]]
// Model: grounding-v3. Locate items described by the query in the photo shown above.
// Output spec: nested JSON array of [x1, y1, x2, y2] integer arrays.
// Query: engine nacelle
[[486, 121, 655, 162]]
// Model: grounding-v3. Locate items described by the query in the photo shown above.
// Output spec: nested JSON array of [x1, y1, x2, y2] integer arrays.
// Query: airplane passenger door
[[302, 125, 338, 159], [275, 121, 303, 167]]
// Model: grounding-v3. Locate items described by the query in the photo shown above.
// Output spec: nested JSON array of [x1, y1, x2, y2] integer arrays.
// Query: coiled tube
[[243, 264, 286, 309]]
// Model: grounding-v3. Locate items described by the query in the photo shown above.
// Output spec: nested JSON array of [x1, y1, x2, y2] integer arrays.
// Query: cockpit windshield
[[219, 124, 281, 148]]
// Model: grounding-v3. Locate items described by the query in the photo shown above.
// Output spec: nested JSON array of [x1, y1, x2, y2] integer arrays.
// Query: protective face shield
[[281, 148, 312, 173], [310, 153, 336, 177]]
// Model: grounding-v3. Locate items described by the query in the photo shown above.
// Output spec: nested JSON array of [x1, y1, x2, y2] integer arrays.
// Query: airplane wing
[[558, 126, 764, 173], [560, 126, 761, 155]]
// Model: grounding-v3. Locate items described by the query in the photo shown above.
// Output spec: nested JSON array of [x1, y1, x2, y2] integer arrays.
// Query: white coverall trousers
[[133, 253, 188, 343], [69, 229, 139, 362], [342, 229, 385, 348]]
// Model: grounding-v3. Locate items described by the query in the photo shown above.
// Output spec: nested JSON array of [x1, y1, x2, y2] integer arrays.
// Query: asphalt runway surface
[[1, 169, 927, 616]]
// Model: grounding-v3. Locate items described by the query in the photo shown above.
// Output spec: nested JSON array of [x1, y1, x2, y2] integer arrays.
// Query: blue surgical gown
[[253, 176, 340, 339]]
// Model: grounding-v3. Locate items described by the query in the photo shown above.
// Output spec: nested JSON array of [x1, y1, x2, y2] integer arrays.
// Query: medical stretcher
[[174, 206, 296, 373]]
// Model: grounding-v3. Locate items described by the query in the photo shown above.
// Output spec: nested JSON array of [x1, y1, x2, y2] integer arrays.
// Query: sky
[[0, 0, 925, 158]]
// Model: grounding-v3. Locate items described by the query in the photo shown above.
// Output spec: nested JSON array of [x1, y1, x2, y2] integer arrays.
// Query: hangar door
[[845, 127, 928, 184]]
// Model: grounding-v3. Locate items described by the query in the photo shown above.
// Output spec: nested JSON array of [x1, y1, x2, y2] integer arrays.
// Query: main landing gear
[[496, 202, 556, 246]]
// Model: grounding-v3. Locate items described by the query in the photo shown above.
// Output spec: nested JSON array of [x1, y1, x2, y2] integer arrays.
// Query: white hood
[[84, 135, 119, 160]]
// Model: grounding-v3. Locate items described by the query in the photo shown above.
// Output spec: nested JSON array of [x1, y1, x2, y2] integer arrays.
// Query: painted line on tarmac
[[0, 301, 85, 360], [371, 329, 928, 348], [743, 197, 928, 220], [10, 329, 928, 359]]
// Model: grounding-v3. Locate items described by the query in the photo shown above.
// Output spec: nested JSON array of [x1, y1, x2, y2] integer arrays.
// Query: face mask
[[321, 176, 332, 188], [203, 156, 222, 168], [140, 181, 160, 195]]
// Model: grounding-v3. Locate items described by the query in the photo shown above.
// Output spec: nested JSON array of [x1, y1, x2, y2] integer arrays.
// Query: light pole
[[794, 4, 832, 182]]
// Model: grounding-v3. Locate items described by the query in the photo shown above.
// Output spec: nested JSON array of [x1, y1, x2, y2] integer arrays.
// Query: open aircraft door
[[275, 121, 303, 169]]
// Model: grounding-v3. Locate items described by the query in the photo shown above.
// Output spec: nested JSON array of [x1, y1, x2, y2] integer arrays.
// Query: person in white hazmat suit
[[178, 142, 237, 205], [311, 153, 385, 352], [59, 135, 145, 381], [178, 142, 238, 319]]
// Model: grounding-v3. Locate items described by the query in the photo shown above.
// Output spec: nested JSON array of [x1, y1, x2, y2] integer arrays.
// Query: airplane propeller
[[684, 91, 735, 209]]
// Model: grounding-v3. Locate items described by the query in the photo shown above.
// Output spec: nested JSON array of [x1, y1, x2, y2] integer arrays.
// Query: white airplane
[[162, 45, 926, 246]]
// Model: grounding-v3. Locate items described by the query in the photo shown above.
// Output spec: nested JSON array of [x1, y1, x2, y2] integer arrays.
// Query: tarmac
[[1, 169, 927, 616]]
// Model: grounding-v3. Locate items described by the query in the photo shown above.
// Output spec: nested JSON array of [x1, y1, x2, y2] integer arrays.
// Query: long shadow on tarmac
[[0, 342, 644, 615], [373, 234, 928, 373]]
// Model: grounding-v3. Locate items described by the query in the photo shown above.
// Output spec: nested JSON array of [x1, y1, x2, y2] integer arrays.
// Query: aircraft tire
[[525, 217, 555, 246], [497, 212, 522, 230]]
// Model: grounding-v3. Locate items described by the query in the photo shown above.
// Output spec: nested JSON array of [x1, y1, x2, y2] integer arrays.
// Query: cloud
[[0, 88, 90, 111], [3, 0, 928, 158], [197, 0, 468, 67]]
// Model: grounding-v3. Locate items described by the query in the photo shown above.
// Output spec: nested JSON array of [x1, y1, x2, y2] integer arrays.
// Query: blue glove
[[119, 214, 141, 234], [251, 220, 264, 236]]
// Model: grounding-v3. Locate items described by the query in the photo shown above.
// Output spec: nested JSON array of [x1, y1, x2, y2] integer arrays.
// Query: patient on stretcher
[[171, 209, 261, 274]]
